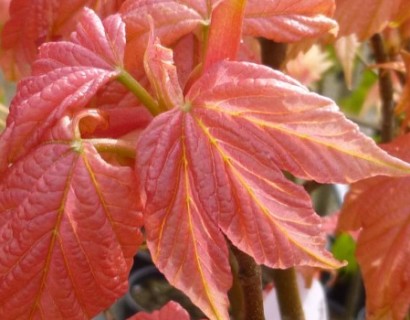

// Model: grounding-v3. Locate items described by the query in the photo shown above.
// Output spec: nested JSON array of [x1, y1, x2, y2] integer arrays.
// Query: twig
[[230, 244, 265, 320], [260, 39, 287, 70], [270, 268, 305, 320], [370, 34, 395, 142]]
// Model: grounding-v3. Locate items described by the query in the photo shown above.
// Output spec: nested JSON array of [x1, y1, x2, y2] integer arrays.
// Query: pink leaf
[[338, 134, 410, 320], [143, 31, 184, 110], [0, 8, 126, 173], [0, 115, 143, 319], [138, 108, 232, 320], [139, 55, 410, 318], [127, 301, 190, 320]]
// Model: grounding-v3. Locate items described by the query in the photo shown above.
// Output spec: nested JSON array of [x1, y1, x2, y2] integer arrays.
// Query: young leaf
[[127, 301, 190, 320], [338, 134, 410, 320], [0, 115, 143, 319], [0, 8, 126, 173], [138, 37, 410, 320]]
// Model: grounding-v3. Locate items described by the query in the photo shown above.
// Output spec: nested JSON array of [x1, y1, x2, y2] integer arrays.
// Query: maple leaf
[[0, 113, 143, 319], [334, 0, 410, 40], [0, 8, 128, 173], [127, 301, 190, 320], [338, 133, 410, 320], [137, 36, 410, 320], [0, 0, 125, 79], [120, 0, 337, 69]]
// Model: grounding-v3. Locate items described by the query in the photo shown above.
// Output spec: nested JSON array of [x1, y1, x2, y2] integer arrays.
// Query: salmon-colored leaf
[[334, 0, 409, 40], [338, 133, 410, 320], [0, 8, 126, 172], [138, 111, 232, 320], [127, 301, 190, 320], [0, 115, 143, 319], [143, 31, 184, 110], [139, 35, 410, 314], [243, 0, 338, 42]]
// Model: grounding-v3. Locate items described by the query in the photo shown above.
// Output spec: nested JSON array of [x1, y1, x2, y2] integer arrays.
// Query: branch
[[270, 268, 305, 320], [260, 39, 288, 70], [370, 34, 395, 142], [230, 244, 265, 320]]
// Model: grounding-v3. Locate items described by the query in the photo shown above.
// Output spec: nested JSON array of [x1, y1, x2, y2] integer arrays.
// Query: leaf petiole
[[116, 68, 162, 116], [85, 138, 136, 159]]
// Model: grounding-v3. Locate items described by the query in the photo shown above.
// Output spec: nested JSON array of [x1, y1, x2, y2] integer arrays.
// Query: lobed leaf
[[139, 53, 410, 318], [138, 108, 233, 320], [0, 115, 143, 319], [0, 8, 126, 173], [143, 32, 184, 110], [338, 134, 410, 320]]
